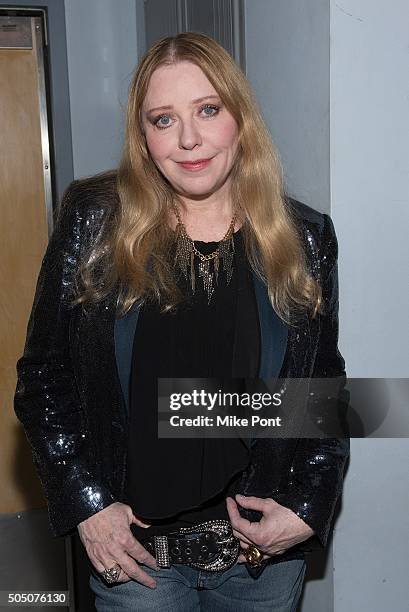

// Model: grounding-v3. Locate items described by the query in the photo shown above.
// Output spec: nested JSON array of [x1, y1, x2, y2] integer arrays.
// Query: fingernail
[[149, 583, 157, 589]]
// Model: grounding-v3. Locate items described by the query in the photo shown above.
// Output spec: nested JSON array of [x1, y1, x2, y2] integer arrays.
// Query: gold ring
[[244, 544, 263, 567]]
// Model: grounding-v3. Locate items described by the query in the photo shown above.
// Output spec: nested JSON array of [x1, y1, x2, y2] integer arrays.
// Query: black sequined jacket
[[14, 172, 349, 555]]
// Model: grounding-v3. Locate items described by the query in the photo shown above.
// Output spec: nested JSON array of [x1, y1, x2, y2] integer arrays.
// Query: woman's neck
[[169, 197, 241, 242]]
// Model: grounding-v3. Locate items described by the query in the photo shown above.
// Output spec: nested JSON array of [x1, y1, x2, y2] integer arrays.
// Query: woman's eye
[[201, 104, 219, 117], [152, 104, 220, 130], [154, 114, 172, 129]]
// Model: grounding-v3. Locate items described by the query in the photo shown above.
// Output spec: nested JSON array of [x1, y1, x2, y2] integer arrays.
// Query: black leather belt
[[140, 519, 240, 572]]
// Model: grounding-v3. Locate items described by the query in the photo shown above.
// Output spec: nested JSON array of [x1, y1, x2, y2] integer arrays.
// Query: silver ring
[[101, 563, 121, 583]]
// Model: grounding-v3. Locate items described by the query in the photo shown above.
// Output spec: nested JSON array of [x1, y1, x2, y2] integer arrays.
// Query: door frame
[[0, 1, 74, 209]]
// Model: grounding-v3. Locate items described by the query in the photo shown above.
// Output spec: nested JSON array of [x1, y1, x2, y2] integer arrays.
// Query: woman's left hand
[[226, 494, 315, 562]]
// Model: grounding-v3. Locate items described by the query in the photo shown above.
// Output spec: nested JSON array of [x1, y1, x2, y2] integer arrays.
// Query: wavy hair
[[72, 32, 321, 323]]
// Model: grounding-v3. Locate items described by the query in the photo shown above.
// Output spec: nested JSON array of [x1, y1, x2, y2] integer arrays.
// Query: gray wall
[[244, 0, 330, 213], [245, 1, 409, 611], [245, 0, 334, 612], [0, 510, 67, 612], [244, 4, 333, 608], [64, 0, 139, 178]]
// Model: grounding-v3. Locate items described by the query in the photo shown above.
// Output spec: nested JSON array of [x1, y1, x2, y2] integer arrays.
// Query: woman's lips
[[176, 158, 213, 171]]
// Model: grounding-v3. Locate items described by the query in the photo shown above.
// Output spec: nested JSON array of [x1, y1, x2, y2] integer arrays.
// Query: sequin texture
[[14, 173, 349, 554]]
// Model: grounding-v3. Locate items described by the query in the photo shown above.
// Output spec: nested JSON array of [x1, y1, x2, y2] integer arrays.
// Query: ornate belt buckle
[[177, 519, 240, 572]]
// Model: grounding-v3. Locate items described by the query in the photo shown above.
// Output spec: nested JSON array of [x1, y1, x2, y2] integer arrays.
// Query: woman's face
[[141, 61, 239, 202]]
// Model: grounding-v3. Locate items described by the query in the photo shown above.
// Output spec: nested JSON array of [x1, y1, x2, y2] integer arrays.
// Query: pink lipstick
[[177, 158, 213, 171]]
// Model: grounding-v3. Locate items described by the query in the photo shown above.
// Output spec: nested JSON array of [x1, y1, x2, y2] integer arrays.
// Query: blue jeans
[[89, 558, 306, 611]]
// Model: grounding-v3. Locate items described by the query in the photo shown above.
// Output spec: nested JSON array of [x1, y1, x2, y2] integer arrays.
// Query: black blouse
[[125, 229, 260, 541]]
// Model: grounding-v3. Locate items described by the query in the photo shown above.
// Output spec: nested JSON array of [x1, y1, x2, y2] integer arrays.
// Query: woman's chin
[[174, 186, 219, 201], [173, 179, 229, 202]]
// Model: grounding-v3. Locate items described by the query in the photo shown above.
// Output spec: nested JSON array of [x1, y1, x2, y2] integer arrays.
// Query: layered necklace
[[171, 204, 237, 304]]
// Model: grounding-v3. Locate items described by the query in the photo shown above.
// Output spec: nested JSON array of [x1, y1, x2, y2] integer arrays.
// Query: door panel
[[0, 14, 52, 513]]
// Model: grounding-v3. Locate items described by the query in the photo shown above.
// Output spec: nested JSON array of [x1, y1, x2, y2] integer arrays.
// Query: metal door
[[143, 0, 246, 71]]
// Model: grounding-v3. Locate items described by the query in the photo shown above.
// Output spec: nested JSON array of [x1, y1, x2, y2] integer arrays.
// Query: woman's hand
[[77, 502, 159, 588], [226, 495, 314, 562]]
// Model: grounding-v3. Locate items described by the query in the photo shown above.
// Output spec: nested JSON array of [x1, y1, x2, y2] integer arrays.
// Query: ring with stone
[[101, 563, 121, 583], [244, 543, 263, 567]]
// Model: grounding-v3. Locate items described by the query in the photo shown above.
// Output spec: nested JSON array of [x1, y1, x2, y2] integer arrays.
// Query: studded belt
[[140, 519, 240, 572]]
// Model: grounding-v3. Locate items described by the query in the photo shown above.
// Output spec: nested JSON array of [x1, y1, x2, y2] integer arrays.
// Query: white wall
[[330, 0, 409, 379], [330, 1, 409, 610], [333, 439, 409, 612], [64, 0, 139, 177]]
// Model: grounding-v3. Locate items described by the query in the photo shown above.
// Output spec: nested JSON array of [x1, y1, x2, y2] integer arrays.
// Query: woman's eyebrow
[[145, 95, 221, 115]]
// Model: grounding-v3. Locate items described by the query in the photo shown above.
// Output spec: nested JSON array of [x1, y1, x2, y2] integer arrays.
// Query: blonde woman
[[15, 32, 349, 611]]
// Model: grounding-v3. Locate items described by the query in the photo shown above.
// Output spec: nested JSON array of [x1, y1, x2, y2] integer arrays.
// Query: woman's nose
[[178, 119, 202, 150]]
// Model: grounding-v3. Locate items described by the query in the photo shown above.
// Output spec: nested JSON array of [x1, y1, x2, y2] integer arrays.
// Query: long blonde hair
[[72, 32, 321, 323]]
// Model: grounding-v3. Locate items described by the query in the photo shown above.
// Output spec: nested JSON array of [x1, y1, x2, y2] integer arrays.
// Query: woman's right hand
[[77, 502, 159, 588]]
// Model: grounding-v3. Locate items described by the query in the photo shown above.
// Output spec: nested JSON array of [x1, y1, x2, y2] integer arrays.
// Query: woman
[[15, 32, 349, 611]]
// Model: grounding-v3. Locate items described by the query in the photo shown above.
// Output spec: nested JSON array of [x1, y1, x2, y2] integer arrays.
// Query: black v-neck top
[[125, 229, 261, 540]]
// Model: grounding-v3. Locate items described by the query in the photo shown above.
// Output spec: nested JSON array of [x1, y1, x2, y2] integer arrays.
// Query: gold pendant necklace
[[171, 204, 237, 304]]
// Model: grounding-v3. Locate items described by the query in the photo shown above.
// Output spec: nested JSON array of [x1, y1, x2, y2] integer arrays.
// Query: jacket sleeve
[[14, 182, 117, 537], [273, 213, 350, 547]]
